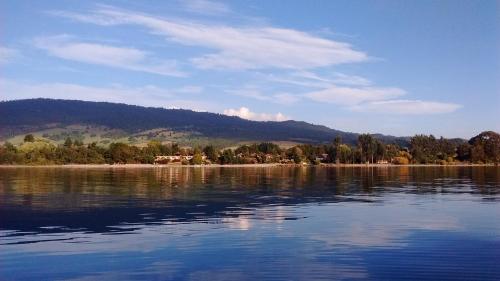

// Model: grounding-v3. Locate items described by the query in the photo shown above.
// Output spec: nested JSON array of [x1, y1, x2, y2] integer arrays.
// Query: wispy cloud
[[175, 85, 203, 94], [290, 71, 372, 86], [34, 35, 185, 77], [273, 93, 300, 105], [0, 46, 19, 64], [303, 84, 461, 114], [181, 0, 231, 15], [228, 88, 300, 105], [267, 71, 372, 89], [223, 107, 290, 121], [266, 69, 461, 115], [350, 100, 462, 114], [265, 75, 329, 89], [228, 88, 269, 101], [0, 79, 212, 111], [331, 72, 372, 86], [305, 85, 405, 105], [51, 6, 368, 70], [42, 4, 462, 117]]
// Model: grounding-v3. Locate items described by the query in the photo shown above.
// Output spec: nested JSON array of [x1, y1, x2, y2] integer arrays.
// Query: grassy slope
[[3, 124, 250, 148]]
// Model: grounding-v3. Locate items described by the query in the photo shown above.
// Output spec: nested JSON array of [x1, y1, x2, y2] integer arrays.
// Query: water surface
[[1, 166, 499, 280]]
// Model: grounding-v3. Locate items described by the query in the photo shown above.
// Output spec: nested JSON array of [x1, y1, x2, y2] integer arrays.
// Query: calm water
[[0, 166, 499, 281]]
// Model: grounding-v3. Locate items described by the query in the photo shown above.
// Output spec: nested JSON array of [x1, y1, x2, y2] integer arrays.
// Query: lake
[[0, 166, 499, 280]]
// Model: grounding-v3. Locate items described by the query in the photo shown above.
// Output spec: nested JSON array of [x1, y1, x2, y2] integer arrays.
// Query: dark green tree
[[257, 142, 281, 154], [437, 137, 456, 161], [24, 134, 35, 142], [410, 135, 438, 163], [0, 142, 21, 164], [375, 140, 386, 162], [107, 143, 137, 164], [358, 134, 377, 163], [385, 144, 400, 162], [456, 143, 471, 162], [336, 144, 352, 163], [469, 131, 500, 164], [219, 149, 235, 164], [288, 146, 304, 164], [73, 139, 84, 146], [235, 145, 251, 157], [203, 145, 219, 162], [64, 137, 73, 147], [171, 143, 180, 154]]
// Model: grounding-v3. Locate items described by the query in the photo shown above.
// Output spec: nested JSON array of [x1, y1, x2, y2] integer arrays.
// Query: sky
[[1, 0, 498, 138]]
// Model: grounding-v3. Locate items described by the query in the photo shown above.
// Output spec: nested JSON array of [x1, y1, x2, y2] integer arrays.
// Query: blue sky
[[1, 0, 498, 138]]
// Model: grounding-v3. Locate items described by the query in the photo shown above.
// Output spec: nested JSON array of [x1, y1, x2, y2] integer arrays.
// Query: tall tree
[[358, 134, 377, 163], [375, 140, 386, 162], [337, 144, 352, 163]]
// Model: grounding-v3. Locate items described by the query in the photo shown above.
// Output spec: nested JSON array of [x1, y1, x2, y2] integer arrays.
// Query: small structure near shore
[[154, 154, 206, 164]]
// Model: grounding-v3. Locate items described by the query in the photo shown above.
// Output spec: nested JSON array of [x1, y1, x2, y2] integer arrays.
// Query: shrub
[[24, 134, 35, 142], [190, 153, 203, 165], [393, 156, 409, 165]]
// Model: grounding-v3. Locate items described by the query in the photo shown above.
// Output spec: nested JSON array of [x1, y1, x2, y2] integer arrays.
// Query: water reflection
[[0, 166, 499, 280]]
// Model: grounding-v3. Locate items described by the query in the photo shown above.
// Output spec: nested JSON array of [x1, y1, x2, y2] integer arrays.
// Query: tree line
[[0, 131, 498, 165]]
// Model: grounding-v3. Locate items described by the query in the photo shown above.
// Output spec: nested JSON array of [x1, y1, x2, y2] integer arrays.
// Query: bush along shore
[[0, 131, 498, 166]]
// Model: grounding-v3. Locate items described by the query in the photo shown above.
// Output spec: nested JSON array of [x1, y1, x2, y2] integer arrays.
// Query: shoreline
[[0, 163, 496, 168]]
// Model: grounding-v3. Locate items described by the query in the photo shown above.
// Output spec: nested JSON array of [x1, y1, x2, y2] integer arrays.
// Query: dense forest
[[1, 131, 498, 165], [0, 99, 407, 145]]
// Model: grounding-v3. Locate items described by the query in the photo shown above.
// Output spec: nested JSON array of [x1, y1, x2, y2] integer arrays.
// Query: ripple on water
[[0, 166, 499, 280]]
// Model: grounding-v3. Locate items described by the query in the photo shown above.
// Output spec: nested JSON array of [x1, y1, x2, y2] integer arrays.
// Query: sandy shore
[[0, 163, 495, 168]]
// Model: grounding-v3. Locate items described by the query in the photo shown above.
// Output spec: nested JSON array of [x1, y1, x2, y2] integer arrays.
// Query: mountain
[[0, 99, 408, 146]]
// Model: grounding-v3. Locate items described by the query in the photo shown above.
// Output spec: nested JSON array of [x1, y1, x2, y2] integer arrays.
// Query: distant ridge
[[0, 99, 408, 145]]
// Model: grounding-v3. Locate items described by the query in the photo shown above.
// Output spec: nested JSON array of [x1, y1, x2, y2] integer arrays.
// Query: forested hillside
[[0, 99, 407, 145]]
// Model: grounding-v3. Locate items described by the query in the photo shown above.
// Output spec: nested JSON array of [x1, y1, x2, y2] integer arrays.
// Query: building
[[154, 154, 205, 164], [315, 153, 329, 162]]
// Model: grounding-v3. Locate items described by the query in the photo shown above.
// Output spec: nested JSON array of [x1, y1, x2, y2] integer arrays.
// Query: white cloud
[[331, 72, 372, 86], [267, 75, 330, 89], [304, 84, 461, 115], [229, 88, 269, 101], [268, 71, 372, 89], [350, 100, 462, 114], [34, 35, 185, 77], [228, 88, 300, 105], [283, 71, 460, 115], [291, 71, 372, 86], [223, 107, 290, 121], [273, 93, 300, 105], [0, 46, 18, 63], [305, 85, 405, 105], [175, 85, 203, 94], [291, 71, 333, 83], [52, 6, 368, 70], [181, 0, 231, 15], [0, 79, 213, 111], [39, 6, 463, 118]]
